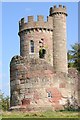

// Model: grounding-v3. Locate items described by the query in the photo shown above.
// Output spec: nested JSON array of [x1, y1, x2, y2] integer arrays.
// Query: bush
[[0, 90, 10, 111], [64, 96, 80, 111]]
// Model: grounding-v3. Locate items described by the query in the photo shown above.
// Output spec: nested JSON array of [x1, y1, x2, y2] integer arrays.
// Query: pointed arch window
[[30, 40, 34, 53]]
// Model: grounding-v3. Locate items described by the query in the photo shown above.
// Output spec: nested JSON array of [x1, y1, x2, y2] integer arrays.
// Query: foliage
[[68, 43, 80, 72], [0, 90, 10, 111], [64, 96, 80, 112]]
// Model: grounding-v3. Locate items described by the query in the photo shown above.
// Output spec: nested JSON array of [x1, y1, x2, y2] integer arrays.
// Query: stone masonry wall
[[19, 29, 53, 66], [10, 56, 75, 111]]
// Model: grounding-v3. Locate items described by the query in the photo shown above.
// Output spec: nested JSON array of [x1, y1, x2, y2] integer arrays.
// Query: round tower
[[50, 5, 68, 73], [18, 16, 53, 66], [18, 18, 29, 57]]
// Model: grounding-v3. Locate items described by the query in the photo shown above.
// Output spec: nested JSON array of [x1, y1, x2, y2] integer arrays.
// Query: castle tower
[[10, 5, 74, 111], [50, 5, 68, 73], [18, 16, 53, 65]]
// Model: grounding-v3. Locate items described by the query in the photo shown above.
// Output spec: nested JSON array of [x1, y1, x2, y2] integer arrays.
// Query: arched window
[[39, 47, 46, 58], [30, 40, 34, 53]]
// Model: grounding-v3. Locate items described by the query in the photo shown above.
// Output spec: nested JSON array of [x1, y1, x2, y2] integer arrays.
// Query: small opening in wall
[[30, 40, 34, 53], [39, 39, 46, 58], [39, 47, 46, 58], [39, 39, 44, 45], [28, 88, 30, 93], [41, 38, 44, 41], [47, 92, 52, 98], [39, 41, 42, 43]]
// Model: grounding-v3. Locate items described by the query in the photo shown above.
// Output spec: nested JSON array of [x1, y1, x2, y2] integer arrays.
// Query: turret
[[50, 5, 68, 73], [18, 16, 53, 65]]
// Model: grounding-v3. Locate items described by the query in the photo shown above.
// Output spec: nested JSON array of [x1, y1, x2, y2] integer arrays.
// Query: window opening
[[39, 39, 46, 58], [30, 40, 34, 53], [47, 92, 52, 98], [39, 47, 46, 58]]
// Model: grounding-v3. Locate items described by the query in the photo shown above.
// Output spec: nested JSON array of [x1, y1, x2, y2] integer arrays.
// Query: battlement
[[10, 55, 25, 66], [53, 5, 66, 9], [19, 18, 26, 26], [19, 15, 53, 33], [50, 5, 67, 16]]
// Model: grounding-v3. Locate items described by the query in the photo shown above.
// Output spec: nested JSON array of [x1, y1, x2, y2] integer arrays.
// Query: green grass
[[1, 110, 80, 118]]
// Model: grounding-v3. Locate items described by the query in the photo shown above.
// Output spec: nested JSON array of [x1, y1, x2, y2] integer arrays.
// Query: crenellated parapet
[[50, 5, 67, 16], [18, 15, 53, 35], [10, 55, 25, 65]]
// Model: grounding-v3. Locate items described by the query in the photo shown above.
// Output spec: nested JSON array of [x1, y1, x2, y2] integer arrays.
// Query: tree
[[68, 43, 80, 72], [0, 90, 10, 111]]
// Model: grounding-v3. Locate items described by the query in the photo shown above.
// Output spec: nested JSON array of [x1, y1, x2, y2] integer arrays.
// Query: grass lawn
[[1, 110, 80, 118]]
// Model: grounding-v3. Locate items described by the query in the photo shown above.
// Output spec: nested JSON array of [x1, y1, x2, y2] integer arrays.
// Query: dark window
[[39, 48, 46, 58], [48, 92, 52, 98], [41, 38, 43, 41], [30, 40, 34, 53], [39, 39, 46, 58]]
